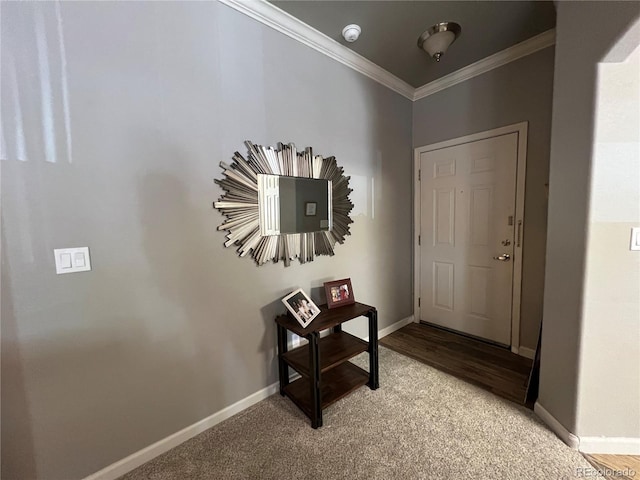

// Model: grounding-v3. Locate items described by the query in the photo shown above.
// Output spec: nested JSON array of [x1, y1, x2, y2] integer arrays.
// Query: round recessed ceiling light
[[342, 24, 361, 43]]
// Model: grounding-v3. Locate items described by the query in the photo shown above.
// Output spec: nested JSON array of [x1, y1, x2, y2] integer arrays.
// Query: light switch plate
[[631, 228, 640, 251], [54, 247, 91, 274]]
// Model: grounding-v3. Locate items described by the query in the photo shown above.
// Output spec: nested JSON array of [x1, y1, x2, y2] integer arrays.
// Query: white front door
[[419, 133, 519, 345]]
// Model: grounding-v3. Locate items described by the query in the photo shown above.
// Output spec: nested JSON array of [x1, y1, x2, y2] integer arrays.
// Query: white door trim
[[414, 121, 528, 355]]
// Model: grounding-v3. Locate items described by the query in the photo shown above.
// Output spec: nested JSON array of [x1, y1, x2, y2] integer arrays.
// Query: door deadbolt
[[501, 239, 511, 246]]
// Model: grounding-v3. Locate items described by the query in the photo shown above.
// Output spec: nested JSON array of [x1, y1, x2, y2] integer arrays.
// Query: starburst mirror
[[213, 141, 354, 266]]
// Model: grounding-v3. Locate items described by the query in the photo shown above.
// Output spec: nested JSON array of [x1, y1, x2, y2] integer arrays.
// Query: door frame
[[413, 121, 528, 355]]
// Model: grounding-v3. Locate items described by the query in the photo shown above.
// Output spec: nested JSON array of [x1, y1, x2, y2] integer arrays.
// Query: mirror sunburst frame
[[213, 141, 354, 266]]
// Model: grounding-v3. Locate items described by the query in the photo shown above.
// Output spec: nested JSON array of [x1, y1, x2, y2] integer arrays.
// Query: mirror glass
[[258, 174, 332, 235]]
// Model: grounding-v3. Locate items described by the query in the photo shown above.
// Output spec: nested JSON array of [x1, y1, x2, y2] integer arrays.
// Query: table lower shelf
[[283, 361, 369, 419], [282, 331, 368, 376]]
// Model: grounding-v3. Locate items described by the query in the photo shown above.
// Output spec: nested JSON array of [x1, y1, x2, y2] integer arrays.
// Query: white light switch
[[74, 252, 86, 267], [60, 253, 72, 269], [54, 247, 91, 274], [631, 228, 640, 251]]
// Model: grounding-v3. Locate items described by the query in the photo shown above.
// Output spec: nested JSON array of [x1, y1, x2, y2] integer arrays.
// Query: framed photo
[[324, 278, 355, 309], [305, 202, 317, 216], [282, 288, 321, 328]]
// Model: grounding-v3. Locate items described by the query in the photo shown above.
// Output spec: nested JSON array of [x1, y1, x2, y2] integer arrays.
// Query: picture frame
[[281, 288, 321, 328], [323, 278, 355, 309], [305, 202, 317, 216]]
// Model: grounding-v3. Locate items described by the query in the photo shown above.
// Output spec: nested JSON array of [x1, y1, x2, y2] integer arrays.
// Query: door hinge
[[418, 297, 421, 307], [418, 170, 421, 181], [418, 235, 421, 246]]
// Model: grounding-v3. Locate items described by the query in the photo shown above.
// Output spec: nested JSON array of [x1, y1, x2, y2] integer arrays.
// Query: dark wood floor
[[380, 322, 533, 406]]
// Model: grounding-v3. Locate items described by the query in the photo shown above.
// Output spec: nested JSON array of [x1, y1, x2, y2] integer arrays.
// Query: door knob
[[493, 253, 511, 261]]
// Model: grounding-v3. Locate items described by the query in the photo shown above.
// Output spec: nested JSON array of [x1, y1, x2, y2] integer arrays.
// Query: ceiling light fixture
[[417, 22, 461, 62], [342, 24, 361, 43]]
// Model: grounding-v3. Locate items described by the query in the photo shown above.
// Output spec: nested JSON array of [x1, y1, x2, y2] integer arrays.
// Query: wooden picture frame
[[324, 278, 355, 309], [282, 288, 321, 328]]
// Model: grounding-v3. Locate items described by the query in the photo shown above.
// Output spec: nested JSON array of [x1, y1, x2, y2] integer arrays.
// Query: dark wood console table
[[275, 302, 379, 428]]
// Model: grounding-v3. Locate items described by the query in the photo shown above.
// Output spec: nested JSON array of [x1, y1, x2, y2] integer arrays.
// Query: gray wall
[[539, 1, 640, 439], [0, 2, 412, 479], [413, 47, 556, 350]]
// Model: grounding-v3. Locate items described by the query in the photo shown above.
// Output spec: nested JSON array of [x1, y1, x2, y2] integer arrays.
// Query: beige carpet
[[122, 347, 601, 479]]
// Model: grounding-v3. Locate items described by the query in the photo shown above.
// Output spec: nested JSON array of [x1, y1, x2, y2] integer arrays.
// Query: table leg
[[308, 332, 322, 428], [368, 309, 379, 390], [277, 324, 289, 395]]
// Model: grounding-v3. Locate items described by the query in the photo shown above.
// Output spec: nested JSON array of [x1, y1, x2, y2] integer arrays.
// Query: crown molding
[[218, 0, 415, 100], [413, 29, 556, 101], [218, 0, 555, 102]]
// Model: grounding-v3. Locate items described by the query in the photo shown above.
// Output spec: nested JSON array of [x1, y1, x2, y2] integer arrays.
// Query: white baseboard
[[379, 315, 414, 339], [84, 316, 412, 480], [518, 346, 536, 360], [534, 401, 580, 449], [578, 437, 640, 455], [534, 402, 640, 454], [83, 381, 280, 480], [362, 315, 414, 342]]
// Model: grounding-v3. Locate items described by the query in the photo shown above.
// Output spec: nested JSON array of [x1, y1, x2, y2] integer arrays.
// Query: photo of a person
[[330, 286, 341, 302], [291, 298, 318, 322], [330, 284, 350, 302], [282, 289, 321, 328], [339, 284, 349, 299]]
